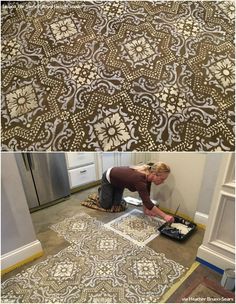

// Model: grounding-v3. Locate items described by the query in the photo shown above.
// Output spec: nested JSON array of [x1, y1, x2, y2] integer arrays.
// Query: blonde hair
[[130, 162, 170, 175]]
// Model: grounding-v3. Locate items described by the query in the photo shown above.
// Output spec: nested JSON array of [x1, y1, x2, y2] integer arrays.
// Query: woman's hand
[[143, 206, 156, 217], [164, 214, 174, 223], [143, 205, 175, 223], [143, 206, 149, 215]]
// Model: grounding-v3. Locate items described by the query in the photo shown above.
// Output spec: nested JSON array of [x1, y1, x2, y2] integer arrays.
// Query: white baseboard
[[194, 211, 208, 226], [1, 240, 43, 271], [197, 245, 235, 271]]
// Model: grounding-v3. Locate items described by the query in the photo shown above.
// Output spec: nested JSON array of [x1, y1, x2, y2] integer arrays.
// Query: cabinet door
[[100, 152, 135, 173], [66, 153, 95, 169], [101, 153, 117, 172], [68, 164, 96, 188], [119, 153, 132, 166], [133, 153, 151, 165]]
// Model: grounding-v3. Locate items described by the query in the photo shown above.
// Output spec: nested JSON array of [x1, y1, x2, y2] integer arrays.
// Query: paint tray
[[158, 216, 197, 241]]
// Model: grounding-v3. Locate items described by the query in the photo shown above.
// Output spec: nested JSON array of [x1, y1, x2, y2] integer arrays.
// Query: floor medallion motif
[[104, 209, 165, 246], [106, 22, 175, 81]]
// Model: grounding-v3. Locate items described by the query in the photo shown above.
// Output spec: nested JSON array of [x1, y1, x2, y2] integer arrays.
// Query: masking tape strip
[[1, 251, 44, 276], [160, 261, 200, 303]]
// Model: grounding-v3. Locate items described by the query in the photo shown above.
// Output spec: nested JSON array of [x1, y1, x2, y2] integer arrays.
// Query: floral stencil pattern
[[51, 261, 77, 280], [209, 58, 234, 88], [50, 17, 78, 40], [155, 84, 190, 116], [69, 59, 100, 86], [218, 2, 235, 20], [124, 36, 155, 64], [6, 85, 38, 118], [94, 113, 131, 150], [103, 1, 125, 20], [1, 213, 187, 303], [104, 209, 165, 246], [1, 38, 22, 61], [1, 1, 235, 151], [176, 16, 202, 40]]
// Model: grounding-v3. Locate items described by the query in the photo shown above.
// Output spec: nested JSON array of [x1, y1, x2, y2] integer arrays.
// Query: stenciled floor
[[1, 187, 222, 303], [1, 1, 235, 151]]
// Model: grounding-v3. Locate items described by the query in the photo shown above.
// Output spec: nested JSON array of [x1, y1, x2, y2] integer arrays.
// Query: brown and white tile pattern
[[104, 208, 165, 246], [1, 1, 235, 151], [2, 213, 186, 303]]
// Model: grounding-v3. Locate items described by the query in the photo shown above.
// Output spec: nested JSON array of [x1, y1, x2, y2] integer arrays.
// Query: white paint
[[171, 223, 191, 235], [1, 240, 43, 271]]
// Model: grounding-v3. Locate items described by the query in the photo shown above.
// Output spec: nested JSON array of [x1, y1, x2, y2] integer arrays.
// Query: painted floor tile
[[1, 1, 235, 151], [1, 213, 186, 303], [104, 209, 165, 246]]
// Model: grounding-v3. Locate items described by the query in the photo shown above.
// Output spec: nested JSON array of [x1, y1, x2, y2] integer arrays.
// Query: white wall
[[94, 152, 228, 223], [149, 153, 207, 218], [1, 153, 42, 271], [196, 154, 224, 214]]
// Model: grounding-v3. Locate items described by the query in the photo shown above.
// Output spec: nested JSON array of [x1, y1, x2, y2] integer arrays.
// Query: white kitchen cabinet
[[118, 153, 133, 166], [66, 153, 95, 169], [97, 152, 135, 177], [68, 164, 96, 188], [66, 153, 97, 189], [66, 152, 151, 190], [134, 152, 152, 165], [101, 153, 118, 172]]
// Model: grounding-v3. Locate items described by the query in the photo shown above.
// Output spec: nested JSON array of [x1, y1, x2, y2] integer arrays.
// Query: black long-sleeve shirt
[[109, 167, 154, 210]]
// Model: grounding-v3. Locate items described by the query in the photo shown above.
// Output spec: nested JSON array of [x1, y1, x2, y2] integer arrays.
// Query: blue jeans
[[99, 172, 124, 209]]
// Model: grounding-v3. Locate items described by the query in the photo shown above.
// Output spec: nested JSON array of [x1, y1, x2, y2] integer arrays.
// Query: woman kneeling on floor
[[85, 162, 174, 224]]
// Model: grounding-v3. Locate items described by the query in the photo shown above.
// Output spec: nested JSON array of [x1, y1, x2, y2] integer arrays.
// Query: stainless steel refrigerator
[[16, 153, 70, 211]]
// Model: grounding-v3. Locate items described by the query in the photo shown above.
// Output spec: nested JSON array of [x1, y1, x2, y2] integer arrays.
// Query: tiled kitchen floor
[[2, 186, 222, 300]]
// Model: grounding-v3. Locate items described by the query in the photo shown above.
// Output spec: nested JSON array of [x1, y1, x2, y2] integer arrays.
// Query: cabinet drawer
[[66, 153, 95, 169], [68, 164, 96, 188]]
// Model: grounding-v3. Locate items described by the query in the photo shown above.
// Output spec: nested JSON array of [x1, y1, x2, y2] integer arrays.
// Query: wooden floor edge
[[1, 251, 44, 276], [160, 261, 200, 303]]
